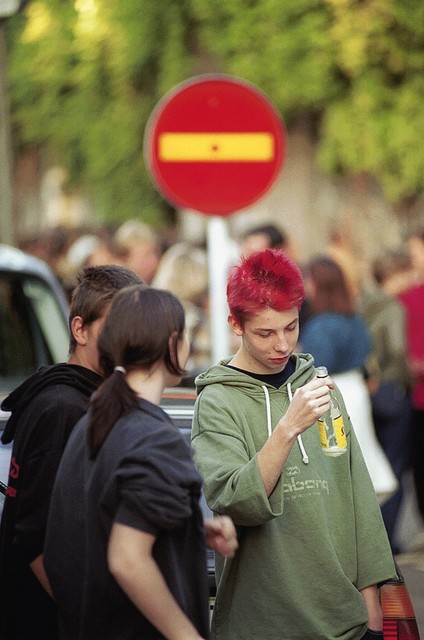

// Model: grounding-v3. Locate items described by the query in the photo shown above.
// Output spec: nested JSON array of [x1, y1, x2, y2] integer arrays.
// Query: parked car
[[0, 243, 69, 508], [160, 388, 215, 593], [380, 570, 421, 639]]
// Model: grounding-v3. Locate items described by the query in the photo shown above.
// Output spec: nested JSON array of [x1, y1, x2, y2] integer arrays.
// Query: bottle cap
[[316, 366, 328, 377]]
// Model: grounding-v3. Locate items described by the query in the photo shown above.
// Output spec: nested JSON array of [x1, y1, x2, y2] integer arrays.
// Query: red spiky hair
[[227, 248, 305, 326]]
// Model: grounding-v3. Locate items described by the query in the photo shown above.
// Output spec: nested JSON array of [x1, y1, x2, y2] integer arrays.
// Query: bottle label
[[332, 415, 347, 449], [318, 417, 328, 448], [318, 414, 347, 453]]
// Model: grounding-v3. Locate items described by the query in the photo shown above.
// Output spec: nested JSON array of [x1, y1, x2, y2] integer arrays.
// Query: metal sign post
[[207, 216, 231, 363]]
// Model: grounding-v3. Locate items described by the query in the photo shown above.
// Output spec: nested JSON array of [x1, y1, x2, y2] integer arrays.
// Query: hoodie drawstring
[[262, 383, 309, 465], [287, 382, 309, 464], [262, 385, 273, 438]]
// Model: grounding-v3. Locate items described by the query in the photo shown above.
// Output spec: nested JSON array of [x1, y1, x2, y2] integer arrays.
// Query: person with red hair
[[227, 245, 305, 325], [192, 248, 395, 640]]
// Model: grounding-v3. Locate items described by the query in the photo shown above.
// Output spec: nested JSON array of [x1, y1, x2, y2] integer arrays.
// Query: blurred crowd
[[15, 218, 424, 553]]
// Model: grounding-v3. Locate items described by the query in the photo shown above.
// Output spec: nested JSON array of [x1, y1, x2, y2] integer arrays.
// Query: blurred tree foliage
[[6, 0, 198, 224], [5, 0, 424, 224], [193, 0, 424, 204]]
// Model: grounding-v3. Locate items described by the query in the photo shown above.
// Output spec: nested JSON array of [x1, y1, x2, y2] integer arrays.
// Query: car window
[[0, 273, 69, 392]]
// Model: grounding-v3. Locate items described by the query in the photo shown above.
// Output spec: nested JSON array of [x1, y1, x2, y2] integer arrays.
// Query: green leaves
[[6, 0, 195, 223], [5, 0, 424, 223], [318, 0, 424, 202]]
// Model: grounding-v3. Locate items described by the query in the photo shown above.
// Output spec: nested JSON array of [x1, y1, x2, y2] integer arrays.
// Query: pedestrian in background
[[326, 227, 362, 302], [398, 227, 424, 528], [359, 250, 413, 552], [192, 248, 395, 640], [44, 285, 237, 640], [300, 255, 397, 503], [114, 219, 162, 284], [151, 241, 210, 380], [239, 222, 289, 257], [0, 265, 143, 640]]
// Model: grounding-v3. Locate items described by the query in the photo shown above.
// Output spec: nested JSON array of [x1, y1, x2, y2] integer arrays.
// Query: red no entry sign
[[144, 75, 286, 216]]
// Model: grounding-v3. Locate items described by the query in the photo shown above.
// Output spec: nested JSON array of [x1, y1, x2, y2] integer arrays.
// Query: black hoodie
[[0, 363, 102, 640]]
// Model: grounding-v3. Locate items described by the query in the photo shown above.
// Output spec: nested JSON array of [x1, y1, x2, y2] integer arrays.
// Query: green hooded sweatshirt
[[192, 353, 395, 640]]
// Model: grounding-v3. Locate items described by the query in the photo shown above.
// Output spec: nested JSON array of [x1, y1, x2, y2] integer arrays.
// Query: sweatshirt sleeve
[[114, 426, 202, 534], [349, 427, 396, 589], [192, 385, 285, 526]]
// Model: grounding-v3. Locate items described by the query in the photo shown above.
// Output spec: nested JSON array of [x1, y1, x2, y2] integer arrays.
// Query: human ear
[[228, 314, 243, 336], [70, 316, 88, 347]]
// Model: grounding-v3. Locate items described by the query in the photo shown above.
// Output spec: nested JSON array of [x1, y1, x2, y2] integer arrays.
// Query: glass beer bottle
[[316, 366, 347, 456]]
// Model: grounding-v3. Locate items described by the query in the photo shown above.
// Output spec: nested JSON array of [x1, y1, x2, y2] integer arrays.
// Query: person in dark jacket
[[44, 285, 237, 640], [0, 264, 143, 640]]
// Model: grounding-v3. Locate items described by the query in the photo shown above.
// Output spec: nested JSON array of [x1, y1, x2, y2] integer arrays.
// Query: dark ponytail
[[87, 285, 186, 459], [88, 369, 139, 460]]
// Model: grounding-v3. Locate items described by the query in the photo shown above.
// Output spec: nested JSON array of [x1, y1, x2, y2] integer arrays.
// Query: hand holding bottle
[[281, 374, 332, 436]]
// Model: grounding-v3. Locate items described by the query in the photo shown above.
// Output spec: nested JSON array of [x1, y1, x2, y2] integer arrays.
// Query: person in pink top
[[397, 227, 424, 523]]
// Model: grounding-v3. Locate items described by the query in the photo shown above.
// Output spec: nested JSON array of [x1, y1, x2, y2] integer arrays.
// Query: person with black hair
[[0, 265, 144, 640], [44, 285, 237, 640], [239, 222, 288, 258]]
